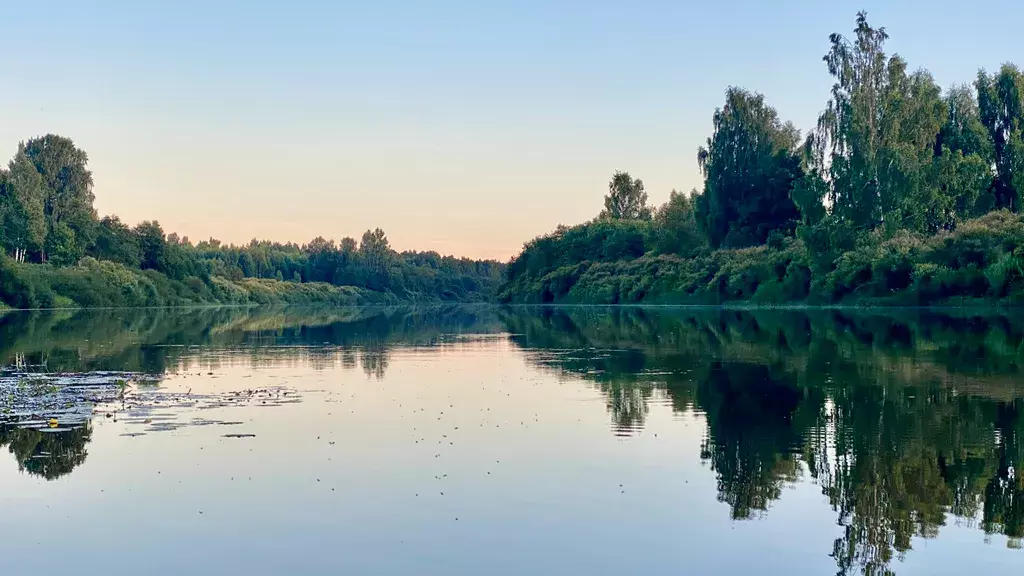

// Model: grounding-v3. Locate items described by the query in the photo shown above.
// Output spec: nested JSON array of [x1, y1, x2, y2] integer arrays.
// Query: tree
[[19, 135, 97, 260], [939, 84, 993, 159], [134, 221, 166, 271], [360, 228, 393, 291], [810, 12, 951, 233], [934, 84, 996, 218], [0, 153, 46, 262], [248, 240, 270, 278], [976, 64, 1024, 211], [790, 169, 828, 227], [810, 11, 892, 230], [696, 87, 804, 248], [890, 70, 950, 232], [931, 147, 991, 224], [0, 253, 39, 308], [45, 221, 78, 267], [304, 236, 338, 283], [654, 189, 703, 256], [333, 237, 360, 286], [91, 215, 142, 267], [238, 252, 256, 277], [600, 171, 651, 220]]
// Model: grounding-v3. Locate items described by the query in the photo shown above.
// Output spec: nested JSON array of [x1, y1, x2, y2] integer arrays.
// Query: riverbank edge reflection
[[1, 305, 1022, 575]]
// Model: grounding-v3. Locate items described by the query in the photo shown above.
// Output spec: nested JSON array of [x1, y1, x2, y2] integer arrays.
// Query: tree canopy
[[696, 87, 803, 248], [0, 135, 504, 309], [601, 171, 651, 220], [501, 12, 1024, 307]]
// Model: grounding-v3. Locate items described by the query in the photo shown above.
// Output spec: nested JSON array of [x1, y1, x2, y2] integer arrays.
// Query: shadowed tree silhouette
[[0, 424, 92, 480]]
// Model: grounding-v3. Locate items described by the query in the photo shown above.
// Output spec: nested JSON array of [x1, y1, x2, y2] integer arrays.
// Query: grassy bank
[[499, 211, 1024, 306], [0, 256, 401, 309]]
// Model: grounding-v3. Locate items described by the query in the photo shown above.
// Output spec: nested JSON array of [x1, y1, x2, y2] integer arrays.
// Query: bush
[[499, 211, 1024, 306], [0, 256, 37, 308], [507, 219, 655, 284]]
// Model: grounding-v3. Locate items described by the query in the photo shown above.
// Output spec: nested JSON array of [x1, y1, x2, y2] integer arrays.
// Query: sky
[[1, 1, 1021, 260]]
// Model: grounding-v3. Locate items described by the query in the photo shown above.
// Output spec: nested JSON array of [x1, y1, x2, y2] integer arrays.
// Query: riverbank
[[499, 210, 1024, 307], [0, 257, 408, 310]]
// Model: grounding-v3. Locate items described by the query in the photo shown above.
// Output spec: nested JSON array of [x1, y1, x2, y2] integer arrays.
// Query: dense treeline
[[0, 135, 503, 309], [500, 12, 1024, 306]]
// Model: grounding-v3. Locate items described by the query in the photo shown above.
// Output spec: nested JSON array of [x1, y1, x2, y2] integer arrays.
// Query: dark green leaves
[[601, 171, 651, 221], [696, 87, 803, 248]]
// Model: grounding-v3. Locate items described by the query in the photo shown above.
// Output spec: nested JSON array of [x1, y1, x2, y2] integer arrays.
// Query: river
[[0, 305, 1021, 575]]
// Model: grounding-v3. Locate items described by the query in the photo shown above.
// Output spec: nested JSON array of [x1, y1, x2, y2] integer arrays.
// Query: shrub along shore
[[498, 211, 1024, 306]]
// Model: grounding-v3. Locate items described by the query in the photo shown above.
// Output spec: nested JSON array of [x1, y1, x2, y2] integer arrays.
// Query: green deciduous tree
[[939, 84, 993, 159], [134, 221, 166, 272], [809, 12, 965, 234], [360, 228, 393, 291], [45, 221, 79, 267], [91, 215, 142, 267], [653, 189, 703, 256], [809, 11, 892, 230], [976, 64, 1024, 211], [0, 153, 47, 262], [19, 135, 97, 261], [931, 147, 992, 224], [304, 236, 337, 283], [696, 87, 803, 248], [601, 171, 651, 220]]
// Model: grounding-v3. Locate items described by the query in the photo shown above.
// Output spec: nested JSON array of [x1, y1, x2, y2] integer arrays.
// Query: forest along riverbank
[[498, 14, 1024, 307], [1, 136, 504, 310]]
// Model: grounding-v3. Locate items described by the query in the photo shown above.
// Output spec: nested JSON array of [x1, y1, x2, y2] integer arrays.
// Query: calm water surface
[[1, 306, 1022, 575]]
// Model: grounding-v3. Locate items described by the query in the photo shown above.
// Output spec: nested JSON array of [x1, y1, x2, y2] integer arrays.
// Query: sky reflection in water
[[0, 306, 1021, 575]]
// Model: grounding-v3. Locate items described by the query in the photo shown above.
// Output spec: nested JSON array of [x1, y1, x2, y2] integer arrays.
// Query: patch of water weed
[[0, 371, 153, 427]]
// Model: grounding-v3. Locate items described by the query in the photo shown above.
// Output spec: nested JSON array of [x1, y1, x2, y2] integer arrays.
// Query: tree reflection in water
[[1, 305, 1022, 573], [504, 306, 1024, 574], [0, 424, 91, 480]]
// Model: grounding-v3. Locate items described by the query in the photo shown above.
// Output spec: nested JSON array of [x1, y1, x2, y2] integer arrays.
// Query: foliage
[[503, 306, 1024, 571], [19, 135, 97, 262], [501, 12, 1024, 308], [600, 171, 651, 220], [0, 254, 44, 309], [0, 256, 401, 309], [502, 210, 1024, 306], [504, 218, 657, 300], [0, 152, 47, 262], [805, 12, 953, 233], [0, 136, 503, 308], [976, 64, 1024, 210], [653, 189, 704, 256], [696, 87, 803, 247]]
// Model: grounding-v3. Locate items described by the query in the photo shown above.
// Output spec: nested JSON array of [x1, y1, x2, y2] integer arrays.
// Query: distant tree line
[[0, 135, 503, 308], [501, 12, 1024, 306]]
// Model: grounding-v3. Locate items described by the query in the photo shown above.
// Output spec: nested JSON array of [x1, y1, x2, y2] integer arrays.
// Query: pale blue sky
[[1, 1, 1020, 259]]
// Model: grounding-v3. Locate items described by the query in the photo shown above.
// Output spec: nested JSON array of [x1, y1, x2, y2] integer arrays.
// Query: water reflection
[[0, 305, 504, 479], [503, 307, 1024, 573], [0, 424, 91, 480], [0, 305, 503, 374], [1, 305, 1022, 573]]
